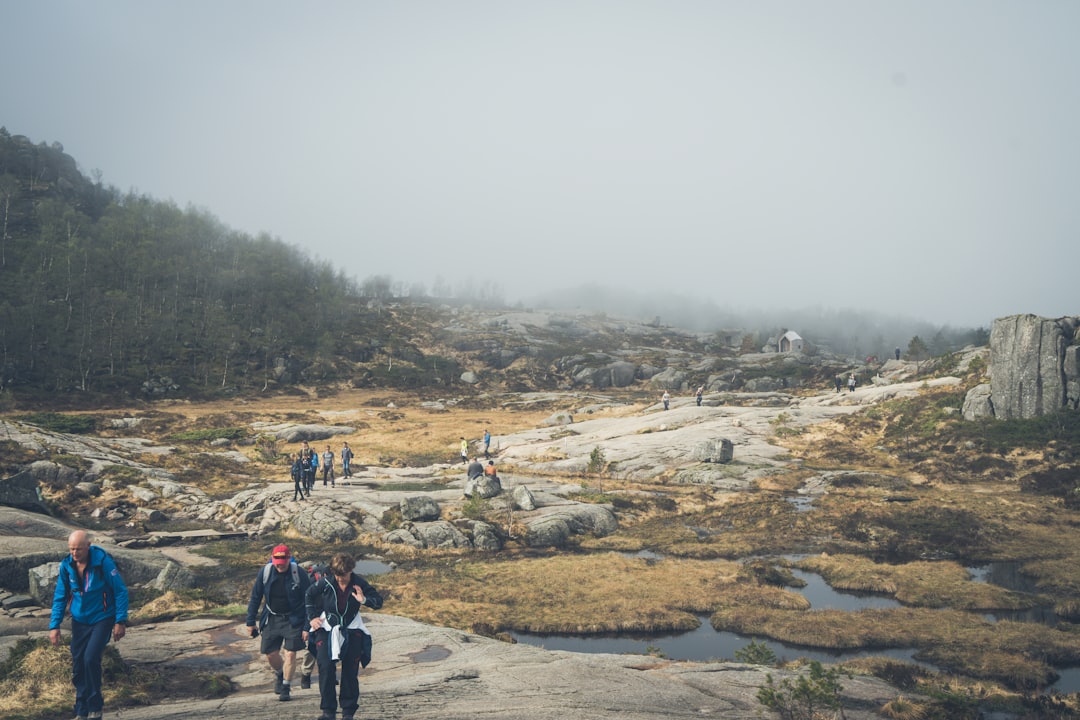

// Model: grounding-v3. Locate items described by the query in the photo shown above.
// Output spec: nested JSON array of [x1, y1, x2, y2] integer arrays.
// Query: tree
[[906, 335, 930, 372]]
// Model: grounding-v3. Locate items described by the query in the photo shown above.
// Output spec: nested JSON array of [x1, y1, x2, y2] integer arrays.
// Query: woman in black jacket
[[305, 552, 383, 720]]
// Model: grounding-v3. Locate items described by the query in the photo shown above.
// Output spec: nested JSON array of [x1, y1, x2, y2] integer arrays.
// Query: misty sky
[[3, 1, 1078, 327]]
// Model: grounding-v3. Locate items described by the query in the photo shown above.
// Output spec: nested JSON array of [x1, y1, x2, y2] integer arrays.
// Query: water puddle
[[353, 558, 393, 575], [543, 554, 1080, 693], [408, 644, 451, 663]]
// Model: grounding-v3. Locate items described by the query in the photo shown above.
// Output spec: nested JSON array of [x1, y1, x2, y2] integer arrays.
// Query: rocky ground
[[0, 367, 964, 719]]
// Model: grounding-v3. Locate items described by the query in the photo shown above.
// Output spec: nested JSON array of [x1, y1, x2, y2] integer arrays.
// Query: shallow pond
[[511, 556, 1080, 693]]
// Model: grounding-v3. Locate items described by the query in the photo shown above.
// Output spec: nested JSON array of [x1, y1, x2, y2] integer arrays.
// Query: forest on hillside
[[0, 129, 987, 404], [0, 128, 388, 399]]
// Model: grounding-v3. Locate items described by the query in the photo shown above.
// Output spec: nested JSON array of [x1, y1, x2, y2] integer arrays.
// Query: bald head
[[67, 530, 90, 564]]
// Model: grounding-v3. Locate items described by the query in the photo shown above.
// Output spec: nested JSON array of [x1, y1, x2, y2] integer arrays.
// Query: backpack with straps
[[261, 559, 302, 588]]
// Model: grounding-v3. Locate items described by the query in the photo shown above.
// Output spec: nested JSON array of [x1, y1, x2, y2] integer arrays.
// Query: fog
[[3, 1, 1078, 328]]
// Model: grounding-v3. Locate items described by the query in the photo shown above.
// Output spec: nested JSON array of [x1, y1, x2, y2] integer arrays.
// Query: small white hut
[[779, 330, 804, 353]]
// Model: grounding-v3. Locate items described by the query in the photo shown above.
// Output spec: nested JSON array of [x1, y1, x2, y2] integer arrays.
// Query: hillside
[[1, 129, 987, 408]]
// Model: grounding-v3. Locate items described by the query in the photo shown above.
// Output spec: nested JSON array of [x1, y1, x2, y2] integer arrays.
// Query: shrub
[[735, 639, 777, 666], [15, 412, 96, 434], [757, 660, 850, 720]]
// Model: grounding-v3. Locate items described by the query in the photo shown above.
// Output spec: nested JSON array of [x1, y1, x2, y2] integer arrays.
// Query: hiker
[[484, 460, 499, 479], [848, 374, 857, 393], [662, 390, 671, 410], [695, 385, 704, 406], [834, 375, 843, 393], [483, 428, 492, 458], [305, 552, 384, 720], [467, 456, 484, 480], [298, 563, 329, 689], [300, 442, 316, 493], [291, 452, 306, 501], [245, 544, 311, 701], [340, 442, 354, 479], [322, 444, 335, 487], [49, 530, 129, 720], [459, 437, 469, 464]]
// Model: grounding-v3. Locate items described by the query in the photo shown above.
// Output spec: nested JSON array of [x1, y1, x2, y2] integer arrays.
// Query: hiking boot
[[316, 714, 334, 720], [72, 716, 87, 720], [300, 674, 311, 689], [274, 671, 284, 694], [279, 684, 291, 701], [88, 713, 102, 720]]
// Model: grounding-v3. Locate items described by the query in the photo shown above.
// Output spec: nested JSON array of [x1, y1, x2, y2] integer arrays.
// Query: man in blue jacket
[[49, 530, 129, 720], [245, 544, 311, 701]]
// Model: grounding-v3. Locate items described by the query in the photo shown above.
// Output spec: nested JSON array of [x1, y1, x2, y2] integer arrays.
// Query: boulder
[[694, 439, 734, 464], [512, 485, 537, 511], [460, 371, 480, 384], [409, 521, 472, 549], [291, 505, 357, 542], [989, 314, 1079, 419], [962, 383, 995, 421], [464, 475, 502, 499], [540, 412, 573, 427], [469, 521, 502, 551], [400, 496, 441, 522], [524, 504, 618, 548], [649, 368, 687, 390], [0, 469, 50, 513]]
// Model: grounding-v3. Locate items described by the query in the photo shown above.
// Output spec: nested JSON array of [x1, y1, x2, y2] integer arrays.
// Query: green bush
[[15, 412, 96, 434], [167, 427, 245, 443], [735, 639, 777, 666], [757, 660, 850, 720]]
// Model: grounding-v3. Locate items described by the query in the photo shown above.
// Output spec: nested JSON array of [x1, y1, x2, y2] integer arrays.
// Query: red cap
[[271, 544, 291, 567]]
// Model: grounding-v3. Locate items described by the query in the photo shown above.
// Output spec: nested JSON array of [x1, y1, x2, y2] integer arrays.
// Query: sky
[[2, 1, 1078, 328]]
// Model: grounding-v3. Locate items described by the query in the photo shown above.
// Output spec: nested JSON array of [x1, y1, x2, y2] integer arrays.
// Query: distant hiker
[[695, 385, 704, 406], [245, 545, 311, 701], [300, 442, 316, 493], [848, 374, 857, 393], [467, 457, 485, 480], [49, 530, 129, 720], [460, 437, 469, 465], [484, 460, 499, 479], [322, 445, 335, 487], [305, 552, 384, 720], [309, 450, 319, 491], [340, 442, 354, 479], [895, 347, 902, 361], [291, 452, 306, 501], [834, 375, 843, 393], [662, 390, 671, 411], [483, 428, 492, 459]]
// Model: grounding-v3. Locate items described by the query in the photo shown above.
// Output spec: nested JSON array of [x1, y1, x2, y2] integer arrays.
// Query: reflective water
[[511, 556, 1079, 693]]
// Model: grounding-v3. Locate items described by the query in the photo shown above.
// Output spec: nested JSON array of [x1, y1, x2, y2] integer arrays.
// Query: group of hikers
[[245, 544, 383, 720], [291, 440, 355, 500], [48, 530, 384, 720]]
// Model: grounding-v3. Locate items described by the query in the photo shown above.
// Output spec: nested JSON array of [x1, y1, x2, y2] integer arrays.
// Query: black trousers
[[312, 628, 370, 717]]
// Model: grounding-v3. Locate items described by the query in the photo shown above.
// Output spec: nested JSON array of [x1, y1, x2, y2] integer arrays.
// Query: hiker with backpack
[[305, 552, 384, 720], [48, 530, 129, 720], [297, 563, 328, 689], [245, 544, 311, 701]]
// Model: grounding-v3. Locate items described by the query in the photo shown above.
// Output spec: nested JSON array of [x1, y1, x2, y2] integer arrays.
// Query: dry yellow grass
[[795, 554, 1038, 611], [381, 552, 753, 634]]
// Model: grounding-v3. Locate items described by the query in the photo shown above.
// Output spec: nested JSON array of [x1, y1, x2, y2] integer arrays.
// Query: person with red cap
[[245, 544, 311, 701]]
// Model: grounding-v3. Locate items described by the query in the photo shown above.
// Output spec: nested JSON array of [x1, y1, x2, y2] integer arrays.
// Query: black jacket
[[305, 573, 383, 667]]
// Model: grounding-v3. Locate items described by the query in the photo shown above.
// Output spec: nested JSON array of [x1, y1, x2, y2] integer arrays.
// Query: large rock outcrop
[[980, 314, 1080, 420]]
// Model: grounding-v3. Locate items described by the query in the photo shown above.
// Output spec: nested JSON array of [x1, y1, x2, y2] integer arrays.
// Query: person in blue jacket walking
[[49, 530, 129, 720]]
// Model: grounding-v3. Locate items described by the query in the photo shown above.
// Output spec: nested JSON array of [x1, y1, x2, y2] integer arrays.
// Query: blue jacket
[[246, 560, 311, 629], [50, 545, 129, 629]]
